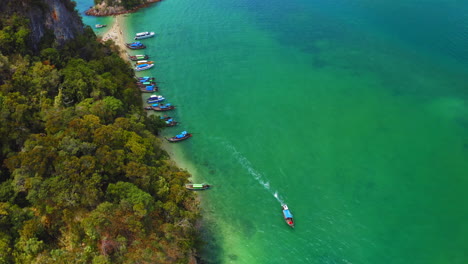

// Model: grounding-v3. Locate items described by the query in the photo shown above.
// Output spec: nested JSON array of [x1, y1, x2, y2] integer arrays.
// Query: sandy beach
[[101, 15, 128, 59]]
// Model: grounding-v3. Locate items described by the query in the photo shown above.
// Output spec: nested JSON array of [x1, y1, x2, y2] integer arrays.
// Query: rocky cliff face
[[0, 0, 84, 50]]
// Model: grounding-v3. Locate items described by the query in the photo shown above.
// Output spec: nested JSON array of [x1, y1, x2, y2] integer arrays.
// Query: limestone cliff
[[0, 0, 84, 50]]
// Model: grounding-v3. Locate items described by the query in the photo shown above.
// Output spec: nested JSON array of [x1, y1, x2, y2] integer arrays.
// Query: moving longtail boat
[[282, 204, 295, 228], [185, 184, 211, 190], [126, 42, 146, 50], [129, 54, 149, 61], [144, 103, 175, 111], [167, 131, 192, 142]]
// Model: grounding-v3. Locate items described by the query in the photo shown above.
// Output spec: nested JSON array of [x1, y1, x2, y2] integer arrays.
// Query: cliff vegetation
[[0, 2, 199, 264], [86, 0, 161, 16]]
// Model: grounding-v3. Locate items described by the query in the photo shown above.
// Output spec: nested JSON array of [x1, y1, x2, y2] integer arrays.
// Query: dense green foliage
[[0, 12, 199, 264], [94, 0, 150, 10]]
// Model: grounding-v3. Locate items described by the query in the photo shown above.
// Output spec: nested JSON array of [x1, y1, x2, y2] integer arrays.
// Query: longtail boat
[[185, 184, 210, 190], [137, 81, 156, 87], [167, 131, 192, 142], [138, 76, 155, 82], [162, 116, 179, 127], [126, 42, 146, 50], [144, 103, 175, 111], [129, 54, 149, 61], [282, 204, 295, 228], [140, 86, 157, 93], [135, 60, 154, 66]]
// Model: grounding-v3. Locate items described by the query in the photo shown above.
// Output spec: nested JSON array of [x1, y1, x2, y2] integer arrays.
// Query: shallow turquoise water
[[77, 0, 468, 263]]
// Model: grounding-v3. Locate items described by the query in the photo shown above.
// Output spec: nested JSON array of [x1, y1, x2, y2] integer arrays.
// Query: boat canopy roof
[[283, 209, 293, 218], [136, 32, 149, 36], [192, 184, 204, 188]]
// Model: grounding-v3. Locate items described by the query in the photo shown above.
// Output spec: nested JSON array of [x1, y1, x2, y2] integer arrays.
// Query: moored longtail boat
[[139, 85, 158, 93], [137, 81, 156, 87], [126, 42, 146, 50], [129, 54, 149, 61], [162, 116, 178, 127], [185, 184, 210, 190], [167, 131, 192, 142], [135, 60, 154, 66], [137, 76, 155, 82], [140, 86, 157, 93], [144, 103, 175, 111]]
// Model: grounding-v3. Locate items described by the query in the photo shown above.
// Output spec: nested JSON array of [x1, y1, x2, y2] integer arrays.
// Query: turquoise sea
[[77, 0, 468, 263]]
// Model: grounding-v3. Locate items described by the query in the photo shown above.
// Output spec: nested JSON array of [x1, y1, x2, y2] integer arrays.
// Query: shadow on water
[[196, 216, 223, 264]]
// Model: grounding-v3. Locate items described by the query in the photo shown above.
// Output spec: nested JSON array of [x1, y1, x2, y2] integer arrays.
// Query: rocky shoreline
[[85, 0, 161, 16]]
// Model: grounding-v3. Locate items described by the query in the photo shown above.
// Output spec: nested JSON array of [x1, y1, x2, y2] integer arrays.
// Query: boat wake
[[223, 141, 284, 205]]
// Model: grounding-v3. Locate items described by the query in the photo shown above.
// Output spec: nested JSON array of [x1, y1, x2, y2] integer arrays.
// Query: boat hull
[[282, 205, 295, 228], [126, 43, 146, 50], [145, 105, 175, 111], [135, 64, 154, 71], [129, 55, 149, 61], [185, 184, 210, 190], [134, 32, 155, 40], [167, 134, 192, 142], [140, 87, 158, 93]]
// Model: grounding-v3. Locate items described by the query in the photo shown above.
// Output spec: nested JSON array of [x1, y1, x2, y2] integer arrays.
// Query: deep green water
[[77, 0, 468, 263]]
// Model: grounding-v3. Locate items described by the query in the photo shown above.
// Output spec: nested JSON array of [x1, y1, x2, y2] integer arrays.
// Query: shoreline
[[85, 0, 161, 17], [100, 14, 201, 184], [100, 15, 128, 60]]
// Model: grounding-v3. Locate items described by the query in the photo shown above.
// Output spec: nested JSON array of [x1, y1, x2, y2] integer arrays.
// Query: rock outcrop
[[0, 0, 84, 50], [85, 0, 160, 16]]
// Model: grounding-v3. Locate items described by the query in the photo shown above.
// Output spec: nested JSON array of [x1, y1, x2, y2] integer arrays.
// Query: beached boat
[[126, 42, 146, 50], [147, 95, 165, 103], [282, 204, 295, 228], [145, 103, 175, 111], [167, 131, 192, 142], [135, 60, 154, 66], [129, 54, 149, 61], [185, 184, 211, 190], [95, 24, 107, 28], [139, 85, 157, 93], [134, 32, 155, 40], [135, 64, 154, 71]]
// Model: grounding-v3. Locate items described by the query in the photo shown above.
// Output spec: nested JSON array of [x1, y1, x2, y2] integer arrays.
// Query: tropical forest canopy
[[0, 7, 199, 264]]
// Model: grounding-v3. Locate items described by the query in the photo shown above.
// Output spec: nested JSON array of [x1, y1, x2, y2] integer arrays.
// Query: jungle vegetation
[[0, 11, 199, 264]]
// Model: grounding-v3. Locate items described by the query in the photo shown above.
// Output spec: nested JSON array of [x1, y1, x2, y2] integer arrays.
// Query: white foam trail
[[222, 141, 284, 205], [274, 191, 284, 204]]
